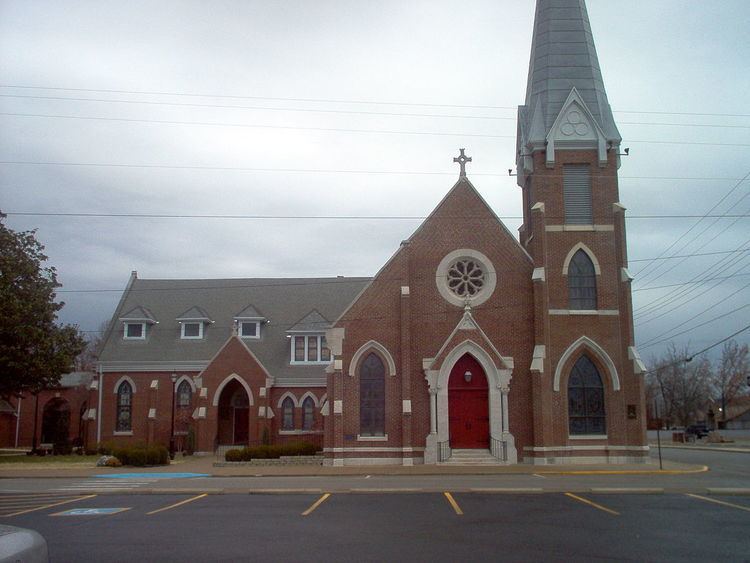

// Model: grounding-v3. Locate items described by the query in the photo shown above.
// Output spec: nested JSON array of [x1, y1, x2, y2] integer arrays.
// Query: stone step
[[442, 448, 500, 465]]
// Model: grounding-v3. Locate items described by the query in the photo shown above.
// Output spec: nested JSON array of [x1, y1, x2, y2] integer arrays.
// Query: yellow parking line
[[2, 494, 97, 518], [686, 493, 750, 513], [147, 494, 208, 515], [301, 493, 331, 516], [564, 493, 619, 516], [444, 492, 463, 515]]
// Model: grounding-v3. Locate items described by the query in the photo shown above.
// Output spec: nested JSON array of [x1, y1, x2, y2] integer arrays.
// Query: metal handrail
[[438, 440, 452, 463], [490, 436, 507, 462]]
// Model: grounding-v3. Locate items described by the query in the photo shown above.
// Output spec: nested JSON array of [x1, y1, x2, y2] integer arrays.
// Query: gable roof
[[119, 306, 157, 323], [234, 304, 265, 319], [176, 306, 213, 322], [287, 309, 330, 333], [99, 276, 370, 386]]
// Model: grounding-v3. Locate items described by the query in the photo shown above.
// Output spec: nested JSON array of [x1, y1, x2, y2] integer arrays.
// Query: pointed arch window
[[568, 355, 605, 435], [359, 353, 385, 436], [282, 397, 295, 431], [116, 381, 132, 432], [177, 380, 192, 408], [568, 249, 597, 309], [302, 397, 315, 430]]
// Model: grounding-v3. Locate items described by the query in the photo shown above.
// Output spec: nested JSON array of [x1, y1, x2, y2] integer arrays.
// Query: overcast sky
[[1, 0, 748, 363]]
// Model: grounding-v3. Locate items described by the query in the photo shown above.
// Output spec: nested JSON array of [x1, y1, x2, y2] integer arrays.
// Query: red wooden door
[[448, 354, 489, 449], [233, 408, 249, 444]]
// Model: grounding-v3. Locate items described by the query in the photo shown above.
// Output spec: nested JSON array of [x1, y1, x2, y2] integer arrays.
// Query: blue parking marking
[[95, 473, 209, 479], [53, 508, 131, 516]]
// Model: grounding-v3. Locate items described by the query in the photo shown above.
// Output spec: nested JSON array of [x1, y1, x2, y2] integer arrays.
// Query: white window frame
[[180, 322, 204, 340], [124, 322, 146, 340], [290, 334, 331, 364], [238, 320, 261, 339]]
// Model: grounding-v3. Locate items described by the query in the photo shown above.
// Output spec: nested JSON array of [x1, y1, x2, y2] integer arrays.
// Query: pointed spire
[[518, 0, 620, 156]]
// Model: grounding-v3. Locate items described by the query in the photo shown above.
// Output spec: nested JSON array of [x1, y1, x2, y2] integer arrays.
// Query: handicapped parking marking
[[52, 507, 131, 517], [95, 473, 210, 479]]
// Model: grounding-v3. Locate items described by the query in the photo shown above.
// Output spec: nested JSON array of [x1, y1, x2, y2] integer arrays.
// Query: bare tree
[[74, 320, 110, 371], [648, 344, 712, 427], [711, 340, 749, 423]]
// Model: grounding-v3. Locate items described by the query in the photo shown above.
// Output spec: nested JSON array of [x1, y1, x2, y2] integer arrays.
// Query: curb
[[650, 444, 750, 454]]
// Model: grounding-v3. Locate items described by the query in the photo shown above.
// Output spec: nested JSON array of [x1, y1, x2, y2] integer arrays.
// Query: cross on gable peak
[[453, 148, 472, 179]]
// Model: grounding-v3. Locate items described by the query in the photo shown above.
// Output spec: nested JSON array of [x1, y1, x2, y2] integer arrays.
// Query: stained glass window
[[177, 380, 192, 407], [360, 353, 385, 436], [569, 249, 597, 310], [568, 355, 606, 435], [282, 397, 295, 430], [116, 381, 132, 432], [302, 397, 314, 430]]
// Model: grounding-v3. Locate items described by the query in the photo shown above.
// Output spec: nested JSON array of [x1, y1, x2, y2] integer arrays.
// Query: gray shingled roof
[[99, 277, 370, 385], [119, 305, 157, 323], [519, 0, 620, 147], [176, 306, 212, 321]]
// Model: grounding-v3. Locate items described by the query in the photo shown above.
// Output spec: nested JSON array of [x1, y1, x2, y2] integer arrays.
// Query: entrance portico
[[424, 335, 517, 465]]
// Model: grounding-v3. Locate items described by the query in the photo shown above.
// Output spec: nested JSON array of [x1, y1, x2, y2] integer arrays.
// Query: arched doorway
[[217, 379, 250, 445], [41, 398, 70, 447], [448, 353, 489, 449]]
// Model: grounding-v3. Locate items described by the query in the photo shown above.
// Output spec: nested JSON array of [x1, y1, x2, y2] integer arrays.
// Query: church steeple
[[517, 0, 621, 175]]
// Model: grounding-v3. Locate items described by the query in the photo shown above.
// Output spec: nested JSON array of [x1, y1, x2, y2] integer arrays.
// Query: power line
[[0, 93, 516, 121], [631, 272, 750, 292], [5, 211, 750, 221], [639, 279, 750, 346], [2, 93, 748, 130], [3, 84, 750, 118], [633, 171, 750, 281], [2, 112, 750, 147], [639, 304, 750, 350], [1, 160, 745, 182]]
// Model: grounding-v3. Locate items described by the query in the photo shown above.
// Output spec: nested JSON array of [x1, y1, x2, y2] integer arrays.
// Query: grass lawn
[[0, 454, 100, 468]]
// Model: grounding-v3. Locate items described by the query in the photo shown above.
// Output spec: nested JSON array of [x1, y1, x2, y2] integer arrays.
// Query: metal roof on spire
[[518, 0, 621, 150]]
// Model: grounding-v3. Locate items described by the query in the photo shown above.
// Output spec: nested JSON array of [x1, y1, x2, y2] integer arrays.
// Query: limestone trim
[[356, 435, 389, 442], [628, 346, 647, 375], [524, 445, 649, 452], [545, 88, 609, 166], [424, 339, 517, 465], [562, 243, 601, 275], [436, 249, 497, 307], [553, 336, 620, 392], [211, 373, 255, 407], [545, 225, 615, 232], [549, 309, 619, 316], [530, 345, 546, 373], [348, 340, 397, 377], [173, 375, 197, 394], [112, 375, 137, 394], [428, 312, 513, 373], [299, 391, 321, 407], [277, 391, 300, 408]]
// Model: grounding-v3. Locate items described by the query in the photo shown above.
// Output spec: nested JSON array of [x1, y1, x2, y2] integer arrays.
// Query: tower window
[[563, 164, 592, 224], [568, 249, 597, 310]]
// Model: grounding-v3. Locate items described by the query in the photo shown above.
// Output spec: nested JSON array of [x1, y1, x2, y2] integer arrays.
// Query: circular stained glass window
[[447, 259, 485, 297]]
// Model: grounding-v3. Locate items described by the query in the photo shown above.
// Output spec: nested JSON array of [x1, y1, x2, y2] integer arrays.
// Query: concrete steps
[[442, 448, 500, 465]]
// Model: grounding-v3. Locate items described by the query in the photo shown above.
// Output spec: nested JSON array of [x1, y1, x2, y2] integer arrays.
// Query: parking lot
[[3, 490, 749, 562]]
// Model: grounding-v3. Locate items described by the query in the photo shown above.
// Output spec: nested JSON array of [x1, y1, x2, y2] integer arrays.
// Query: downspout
[[14, 396, 21, 448], [97, 364, 103, 444]]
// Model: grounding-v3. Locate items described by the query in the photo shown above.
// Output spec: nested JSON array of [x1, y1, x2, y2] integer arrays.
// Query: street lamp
[[169, 372, 177, 459]]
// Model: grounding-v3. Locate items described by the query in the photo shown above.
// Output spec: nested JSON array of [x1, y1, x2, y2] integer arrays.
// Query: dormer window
[[287, 309, 332, 364], [176, 306, 212, 340], [239, 321, 260, 339], [181, 322, 204, 339], [119, 306, 157, 340], [290, 335, 331, 364], [124, 322, 145, 340]]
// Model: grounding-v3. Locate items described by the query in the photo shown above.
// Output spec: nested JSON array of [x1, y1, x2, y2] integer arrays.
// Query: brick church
[[4, 0, 649, 465]]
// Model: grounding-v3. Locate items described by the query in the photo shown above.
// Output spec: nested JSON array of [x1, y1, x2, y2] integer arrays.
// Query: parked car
[[0, 525, 48, 562], [685, 424, 710, 439]]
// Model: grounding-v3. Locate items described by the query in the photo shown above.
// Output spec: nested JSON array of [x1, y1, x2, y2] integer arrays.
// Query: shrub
[[224, 442, 320, 462], [225, 449, 243, 462], [106, 444, 169, 467]]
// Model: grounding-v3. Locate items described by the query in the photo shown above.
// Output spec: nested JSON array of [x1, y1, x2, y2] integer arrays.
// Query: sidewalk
[[0, 453, 706, 479]]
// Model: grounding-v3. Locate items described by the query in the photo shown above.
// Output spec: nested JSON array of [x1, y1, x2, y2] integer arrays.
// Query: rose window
[[447, 259, 485, 297]]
